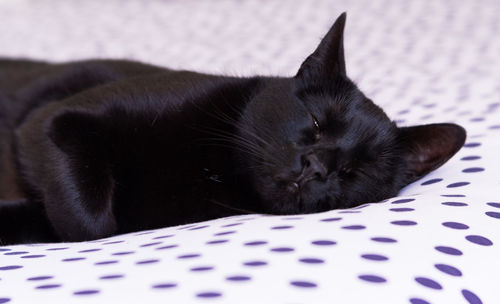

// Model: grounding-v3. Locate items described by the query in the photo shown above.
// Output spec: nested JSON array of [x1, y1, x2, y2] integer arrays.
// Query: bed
[[0, 0, 498, 303]]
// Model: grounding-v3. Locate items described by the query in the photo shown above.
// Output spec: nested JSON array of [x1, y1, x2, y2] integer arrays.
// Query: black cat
[[0, 13, 465, 244]]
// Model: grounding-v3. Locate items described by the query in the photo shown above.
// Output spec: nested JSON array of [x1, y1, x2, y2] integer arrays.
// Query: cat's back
[[0, 59, 172, 124], [0, 58, 173, 199]]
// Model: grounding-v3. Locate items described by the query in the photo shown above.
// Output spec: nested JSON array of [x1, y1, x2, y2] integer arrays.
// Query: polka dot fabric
[[0, 0, 499, 303]]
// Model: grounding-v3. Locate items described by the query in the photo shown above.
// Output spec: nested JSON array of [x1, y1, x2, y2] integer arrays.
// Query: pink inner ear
[[399, 123, 466, 181]]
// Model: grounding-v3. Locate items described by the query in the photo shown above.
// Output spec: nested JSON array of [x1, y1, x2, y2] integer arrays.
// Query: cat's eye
[[311, 114, 321, 140]]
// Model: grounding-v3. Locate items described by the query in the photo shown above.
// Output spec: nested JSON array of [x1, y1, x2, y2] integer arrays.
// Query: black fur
[[0, 13, 466, 244]]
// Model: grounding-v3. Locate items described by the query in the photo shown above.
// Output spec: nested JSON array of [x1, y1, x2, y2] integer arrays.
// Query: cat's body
[[0, 14, 466, 244], [0, 59, 267, 243]]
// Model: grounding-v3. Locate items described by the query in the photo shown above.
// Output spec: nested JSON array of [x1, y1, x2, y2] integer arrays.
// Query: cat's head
[[238, 13, 466, 214]]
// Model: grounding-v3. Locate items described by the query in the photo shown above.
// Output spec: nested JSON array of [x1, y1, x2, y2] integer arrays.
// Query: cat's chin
[[264, 192, 335, 215]]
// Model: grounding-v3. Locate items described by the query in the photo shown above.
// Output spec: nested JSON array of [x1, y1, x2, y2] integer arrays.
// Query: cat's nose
[[299, 153, 327, 184]]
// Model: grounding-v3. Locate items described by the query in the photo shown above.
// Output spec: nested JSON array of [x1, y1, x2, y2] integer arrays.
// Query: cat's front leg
[[15, 107, 117, 242]]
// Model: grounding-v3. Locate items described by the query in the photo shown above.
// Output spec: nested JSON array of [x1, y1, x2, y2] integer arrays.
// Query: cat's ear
[[295, 12, 347, 85], [398, 123, 466, 184]]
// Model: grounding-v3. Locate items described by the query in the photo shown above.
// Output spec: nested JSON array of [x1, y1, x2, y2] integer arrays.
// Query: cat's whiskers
[[196, 125, 281, 167], [208, 102, 288, 165], [238, 114, 288, 162], [199, 140, 277, 169]]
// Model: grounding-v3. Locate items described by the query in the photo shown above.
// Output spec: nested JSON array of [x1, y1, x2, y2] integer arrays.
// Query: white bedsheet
[[0, 0, 499, 303]]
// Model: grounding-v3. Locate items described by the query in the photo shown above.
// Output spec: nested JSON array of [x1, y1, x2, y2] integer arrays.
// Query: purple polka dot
[[178, 224, 196, 230], [389, 208, 414, 212], [152, 235, 174, 240], [447, 182, 470, 188], [243, 261, 267, 267], [462, 289, 483, 304], [46, 247, 68, 251], [410, 298, 431, 304], [391, 220, 417, 226], [415, 277, 442, 290], [36, 284, 61, 289], [442, 202, 468, 207], [214, 230, 235, 236], [435, 246, 462, 256], [112, 251, 135, 256], [152, 283, 177, 289], [102, 240, 124, 245], [299, 258, 325, 264], [190, 266, 214, 272], [320, 217, 342, 222], [78, 248, 102, 253], [156, 245, 178, 250], [221, 223, 243, 227], [465, 235, 493, 246], [136, 259, 160, 265], [342, 225, 365, 230], [243, 241, 267, 246], [421, 178, 442, 185], [434, 264, 462, 276], [134, 231, 155, 235], [290, 280, 317, 288], [4, 251, 29, 256], [464, 142, 481, 148], [206, 239, 228, 245], [236, 217, 258, 221], [140, 242, 162, 247], [485, 211, 500, 219], [0, 298, 10, 304], [95, 260, 118, 265], [177, 254, 200, 259], [358, 274, 387, 283], [352, 204, 371, 209], [74, 290, 100, 296], [461, 156, 481, 161], [489, 125, 500, 130], [311, 240, 336, 246], [486, 202, 500, 208], [441, 194, 466, 197], [21, 255, 45, 259], [99, 274, 124, 280], [391, 198, 415, 204], [188, 225, 209, 231], [62, 257, 85, 262], [442, 222, 469, 229], [338, 210, 361, 214], [28, 276, 53, 281], [271, 225, 293, 230], [0, 249, 11, 252], [196, 292, 222, 298], [226, 275, 251, 281], [462, 167, 484, 173], [270, 247, 294, 252], [470, 117, 484, 122], [361, 254, 388, 261], [0, 265, 22, 271], [371, 237, 397, 243]]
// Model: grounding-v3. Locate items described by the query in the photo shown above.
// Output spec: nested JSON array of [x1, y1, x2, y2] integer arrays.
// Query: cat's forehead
[[244, 77, 394, 138]]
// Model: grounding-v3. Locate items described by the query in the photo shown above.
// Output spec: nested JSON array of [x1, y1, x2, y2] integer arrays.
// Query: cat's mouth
[[276, 153, 330, 212], [284, 178, 331, 212]]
